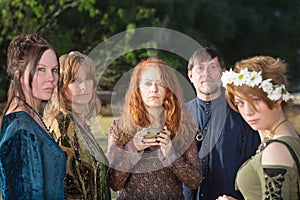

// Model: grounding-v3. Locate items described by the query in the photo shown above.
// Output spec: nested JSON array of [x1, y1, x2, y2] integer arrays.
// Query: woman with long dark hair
[[0, 34, 66, 199]]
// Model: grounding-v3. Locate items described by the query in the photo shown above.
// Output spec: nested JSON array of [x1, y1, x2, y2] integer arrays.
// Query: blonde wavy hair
[[44, 51, 101, 127]]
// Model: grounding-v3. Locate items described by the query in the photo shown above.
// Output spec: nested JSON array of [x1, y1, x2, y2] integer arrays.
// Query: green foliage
[[1, 0, 300, 93], [153, 0, 300, 86], [0, 0, 100, 81]]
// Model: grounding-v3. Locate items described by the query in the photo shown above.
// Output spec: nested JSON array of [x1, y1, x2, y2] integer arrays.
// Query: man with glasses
[[183, 47, 260, 200]]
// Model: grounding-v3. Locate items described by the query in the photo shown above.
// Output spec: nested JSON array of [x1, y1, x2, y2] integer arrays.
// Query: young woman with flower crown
[[216, 56, 300, 200]]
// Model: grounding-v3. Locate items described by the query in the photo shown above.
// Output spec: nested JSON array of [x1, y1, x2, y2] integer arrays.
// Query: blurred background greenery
[[1, 0, 300, 101]]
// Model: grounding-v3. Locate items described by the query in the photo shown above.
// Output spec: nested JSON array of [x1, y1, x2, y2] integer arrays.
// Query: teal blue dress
[[0, 111, 66, 199]]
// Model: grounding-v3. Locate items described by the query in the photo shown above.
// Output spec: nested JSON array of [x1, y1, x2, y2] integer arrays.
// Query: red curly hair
[[117, 58, 198, 147]]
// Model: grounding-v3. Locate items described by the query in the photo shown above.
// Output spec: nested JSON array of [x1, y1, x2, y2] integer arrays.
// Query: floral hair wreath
[[221, 68, 291, 102]]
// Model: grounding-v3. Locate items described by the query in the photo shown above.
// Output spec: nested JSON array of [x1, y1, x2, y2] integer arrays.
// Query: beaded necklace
[[16, 96, 54, 139]]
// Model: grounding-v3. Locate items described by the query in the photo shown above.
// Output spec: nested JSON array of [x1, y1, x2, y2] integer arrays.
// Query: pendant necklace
[[16, 96, 55, 139], [257, 118, 288, 153]]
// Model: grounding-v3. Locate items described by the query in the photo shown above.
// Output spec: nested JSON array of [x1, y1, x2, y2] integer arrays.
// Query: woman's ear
[[274, 99, 282, 107], [188, 70, 193, 80], [14, 70, 19, 79]]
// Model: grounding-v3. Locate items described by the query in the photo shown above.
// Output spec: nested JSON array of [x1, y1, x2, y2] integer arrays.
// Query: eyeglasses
[[139, 80, 165, 88], [193, 64, 219, 73]]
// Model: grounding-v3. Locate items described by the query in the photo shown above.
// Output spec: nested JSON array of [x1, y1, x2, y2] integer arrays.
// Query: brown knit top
[[107, 120, 202, 200]]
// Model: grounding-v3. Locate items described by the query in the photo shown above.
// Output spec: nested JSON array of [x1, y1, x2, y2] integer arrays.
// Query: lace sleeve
[[107, 120, 142, 191], [170, 140, 203, 189]]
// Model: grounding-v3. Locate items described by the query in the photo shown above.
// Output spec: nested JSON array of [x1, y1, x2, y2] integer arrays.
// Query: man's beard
[[197, 84, 220, 95]]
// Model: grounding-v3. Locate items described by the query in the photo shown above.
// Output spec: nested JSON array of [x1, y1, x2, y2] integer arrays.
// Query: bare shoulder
[[261, 141, 294, 167]]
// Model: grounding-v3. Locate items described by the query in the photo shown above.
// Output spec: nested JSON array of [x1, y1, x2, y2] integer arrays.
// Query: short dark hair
[[188, 47, 225, 70], [205, 47, 225, 68]]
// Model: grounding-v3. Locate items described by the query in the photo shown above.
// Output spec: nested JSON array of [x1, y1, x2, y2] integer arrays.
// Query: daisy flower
[[220, 67, 292, 102], [282, 90, 292, 102], [221, 69, 235, 88], [234, 68, 249, 86], [267, 86, 283, 101], [247, 71, 262, 87], [260, 79, 273, 93]]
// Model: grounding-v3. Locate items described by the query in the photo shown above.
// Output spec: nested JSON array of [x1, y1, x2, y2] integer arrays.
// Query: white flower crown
[[221, 68, 291, 102]]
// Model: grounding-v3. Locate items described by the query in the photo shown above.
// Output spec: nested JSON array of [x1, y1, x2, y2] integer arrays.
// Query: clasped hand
[[133, 126, 172, 157]]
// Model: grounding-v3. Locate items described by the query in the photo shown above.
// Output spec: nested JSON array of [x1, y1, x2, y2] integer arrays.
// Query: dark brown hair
[[0, 34, 58, 127], [188, 47, 225, 70]]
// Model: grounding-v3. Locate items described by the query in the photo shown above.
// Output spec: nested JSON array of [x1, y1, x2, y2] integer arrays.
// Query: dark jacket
[[183, 93, 260, 200]]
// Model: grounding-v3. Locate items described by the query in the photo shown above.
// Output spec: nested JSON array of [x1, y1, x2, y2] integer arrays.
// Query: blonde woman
[[44, 51, 110, 199]]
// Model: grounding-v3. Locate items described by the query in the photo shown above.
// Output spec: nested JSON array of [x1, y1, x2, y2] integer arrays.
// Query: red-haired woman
[[107, 58, 203, 199]]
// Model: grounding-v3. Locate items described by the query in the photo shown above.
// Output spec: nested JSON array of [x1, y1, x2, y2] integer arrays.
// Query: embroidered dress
[[0, 111, 66, 200], [52, 113, 110, 200], [236, 136, 300, 200]]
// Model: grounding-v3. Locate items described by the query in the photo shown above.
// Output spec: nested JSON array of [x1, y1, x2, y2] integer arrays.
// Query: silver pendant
[[196, 133, 203, 141]]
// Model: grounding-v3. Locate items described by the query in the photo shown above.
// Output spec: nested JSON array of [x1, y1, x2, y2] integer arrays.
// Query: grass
[[94, 115, 116, 153], [94, 115, 118, 199]]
